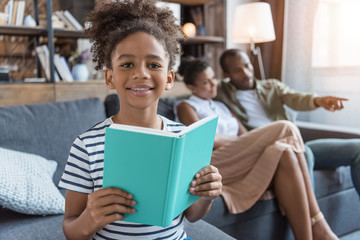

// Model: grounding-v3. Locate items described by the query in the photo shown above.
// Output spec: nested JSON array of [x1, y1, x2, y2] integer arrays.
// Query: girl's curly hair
[[85, 0, 183, 71]]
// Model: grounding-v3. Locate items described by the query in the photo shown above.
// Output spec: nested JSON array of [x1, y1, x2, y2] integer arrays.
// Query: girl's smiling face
[[105, 32, 174, 110]]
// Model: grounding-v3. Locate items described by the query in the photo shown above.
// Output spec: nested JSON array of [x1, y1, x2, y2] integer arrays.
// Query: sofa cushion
[[0, 147, 64, 215], [0, 209, 65, 240], [0, 98, 107, 185], [104, 94, 189, 120], [313, 166, 353, 198]]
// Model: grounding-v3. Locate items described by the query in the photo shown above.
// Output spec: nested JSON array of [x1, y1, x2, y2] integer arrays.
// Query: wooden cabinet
[[0, 80, 190, 107], [0, 80, 113, 107]]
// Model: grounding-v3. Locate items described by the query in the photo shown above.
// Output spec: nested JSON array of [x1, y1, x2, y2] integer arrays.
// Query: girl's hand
[[83, 187, 136, 234], [189, 165, 222, 200]]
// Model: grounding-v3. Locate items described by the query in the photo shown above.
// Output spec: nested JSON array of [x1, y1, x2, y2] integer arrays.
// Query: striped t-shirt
[[59, 116, 187, 240]]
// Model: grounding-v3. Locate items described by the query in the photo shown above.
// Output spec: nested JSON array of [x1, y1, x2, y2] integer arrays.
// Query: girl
[[58, 1, 222, 239], [175, 57, 338, 240]]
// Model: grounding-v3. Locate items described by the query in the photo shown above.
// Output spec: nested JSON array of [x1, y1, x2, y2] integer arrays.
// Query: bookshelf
[[0, 0, 224, 106], [178, 0, 226, 78], [0, 0, 87, 83]]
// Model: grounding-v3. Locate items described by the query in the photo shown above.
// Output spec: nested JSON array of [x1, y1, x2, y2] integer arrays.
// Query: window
[[312, 0, 360, 68]]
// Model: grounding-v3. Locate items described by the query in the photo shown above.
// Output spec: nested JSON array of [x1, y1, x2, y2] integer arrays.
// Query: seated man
[[215, 48, 360, 197]]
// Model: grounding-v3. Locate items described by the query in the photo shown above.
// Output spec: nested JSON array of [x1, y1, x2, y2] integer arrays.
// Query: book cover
[[5, 0, 14, 25], [63, 10, 83, 30], [102, 115, 218, 227], [10, 0, 18, 25], [15, 0, 25, 26], [54, 11, 75, 30], [35, 45, 60, 82], [54, 54, 73, 82]]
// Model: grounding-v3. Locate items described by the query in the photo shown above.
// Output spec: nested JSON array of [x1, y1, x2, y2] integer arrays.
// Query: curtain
[[282, 0, 360, 128]]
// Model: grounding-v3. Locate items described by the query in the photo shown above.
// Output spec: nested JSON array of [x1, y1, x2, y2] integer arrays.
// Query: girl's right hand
[[83, 187, 136, 234]]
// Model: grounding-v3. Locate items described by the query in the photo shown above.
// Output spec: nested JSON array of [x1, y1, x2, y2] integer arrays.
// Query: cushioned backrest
[[0, 98, 106, 185], [104, 94, 187, 120]]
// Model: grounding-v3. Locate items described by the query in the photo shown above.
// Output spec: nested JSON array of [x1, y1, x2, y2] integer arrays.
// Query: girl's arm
[[63, 188, 136, 240], [184, 165, 222, 222], [177, 102, 236, 149]]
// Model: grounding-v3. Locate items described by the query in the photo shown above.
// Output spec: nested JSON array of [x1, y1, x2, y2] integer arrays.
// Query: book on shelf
[[10, 0, 18, 25], [63, 10, 83, 30], [53, 54, 73, 82], [54, 11, 75, 30], [102, 115, 218, 227], [15, 0, 25, 26], [54, 10, 83, 30], [5, 0, 14, 25], [35, 45, 60, 82]]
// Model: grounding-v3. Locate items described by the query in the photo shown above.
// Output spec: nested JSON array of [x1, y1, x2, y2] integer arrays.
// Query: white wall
[[225, 0, 251, 50]]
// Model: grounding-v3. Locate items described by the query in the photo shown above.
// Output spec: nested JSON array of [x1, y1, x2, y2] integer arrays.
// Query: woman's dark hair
[[85, 0, 183, 70], [178, 56, 210, 85]]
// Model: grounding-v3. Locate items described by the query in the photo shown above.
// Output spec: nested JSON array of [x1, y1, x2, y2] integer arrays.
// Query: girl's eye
[[121, 63, 133, 68], [148, 63, 161, 69]]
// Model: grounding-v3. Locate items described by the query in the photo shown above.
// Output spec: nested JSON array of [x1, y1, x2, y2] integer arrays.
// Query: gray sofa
[[0, 97, 234, 240], [0, 94, 359, 240], [106, 94, 360, 239]]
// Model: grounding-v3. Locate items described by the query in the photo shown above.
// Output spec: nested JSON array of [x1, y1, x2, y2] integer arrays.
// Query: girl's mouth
[[127, 87, 154, 96]]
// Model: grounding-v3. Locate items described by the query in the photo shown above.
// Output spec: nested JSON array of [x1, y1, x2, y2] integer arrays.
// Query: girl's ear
[[165, 70, 175, 90], [105, 68, 115, 90]]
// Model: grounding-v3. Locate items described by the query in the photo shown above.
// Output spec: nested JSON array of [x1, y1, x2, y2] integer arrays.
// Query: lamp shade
[[232, 2, 276, 44]]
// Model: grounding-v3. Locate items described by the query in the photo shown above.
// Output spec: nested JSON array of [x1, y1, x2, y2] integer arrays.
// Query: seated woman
[[174, 57, 338, 240]]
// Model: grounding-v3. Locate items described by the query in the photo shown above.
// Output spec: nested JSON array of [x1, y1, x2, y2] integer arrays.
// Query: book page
[[179, 115, 217, 136], [109, 123, 179, 137]]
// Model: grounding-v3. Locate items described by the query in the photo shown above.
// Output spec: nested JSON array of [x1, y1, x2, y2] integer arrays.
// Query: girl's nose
[[132, 64, 150, 80]]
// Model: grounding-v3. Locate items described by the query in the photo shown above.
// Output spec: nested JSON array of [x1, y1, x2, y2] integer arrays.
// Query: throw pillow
[[0, 147, 65, 215]]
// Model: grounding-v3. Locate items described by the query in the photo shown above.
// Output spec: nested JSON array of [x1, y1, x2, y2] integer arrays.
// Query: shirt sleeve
[[274, 80, 318, 110], [58, 137, 94, 194]]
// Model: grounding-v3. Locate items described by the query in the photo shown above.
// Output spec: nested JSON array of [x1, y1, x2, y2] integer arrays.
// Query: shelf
[[179, 35, 224, 44], [0, 25, 86, 39], [165, 0, 214, 5], [0, 25, 47, 36], [54, 28, 85, 38]]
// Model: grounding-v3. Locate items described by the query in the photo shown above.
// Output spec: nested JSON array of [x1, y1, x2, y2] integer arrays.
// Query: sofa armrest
[[296, 121, 360, 142]]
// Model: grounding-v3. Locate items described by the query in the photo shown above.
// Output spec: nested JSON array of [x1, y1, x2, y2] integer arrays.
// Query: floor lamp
[[232, 2, 276, 79]]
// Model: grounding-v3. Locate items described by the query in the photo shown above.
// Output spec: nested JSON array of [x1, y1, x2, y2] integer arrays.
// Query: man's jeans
[[304, 138, 360, 198]]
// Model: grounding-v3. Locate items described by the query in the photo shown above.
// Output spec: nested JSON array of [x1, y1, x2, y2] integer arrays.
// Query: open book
[[103, 115, 218, 227]]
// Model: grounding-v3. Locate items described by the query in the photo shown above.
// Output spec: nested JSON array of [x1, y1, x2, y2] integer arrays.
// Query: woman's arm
[[231, 111, 248, 136], [63, 188, 136, 240], [177, 102, 237, 149]]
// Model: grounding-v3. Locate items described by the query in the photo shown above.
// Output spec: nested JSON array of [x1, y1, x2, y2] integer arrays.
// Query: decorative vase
[[71, 63, 89, 82], [196, 25, 206, 36]]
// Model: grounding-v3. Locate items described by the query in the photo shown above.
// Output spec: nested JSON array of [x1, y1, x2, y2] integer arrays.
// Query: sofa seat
[[0, 97, 235, 240]]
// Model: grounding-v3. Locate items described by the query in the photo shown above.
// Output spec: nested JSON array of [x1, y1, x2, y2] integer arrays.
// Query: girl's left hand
[[189, 165, 222, 200]]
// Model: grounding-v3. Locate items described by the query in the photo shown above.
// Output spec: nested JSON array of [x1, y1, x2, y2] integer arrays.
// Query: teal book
[[102, 115, 218, 227]]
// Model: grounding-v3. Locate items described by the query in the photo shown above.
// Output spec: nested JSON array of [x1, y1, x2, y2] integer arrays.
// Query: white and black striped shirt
[[59, 116, 187, 240]]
